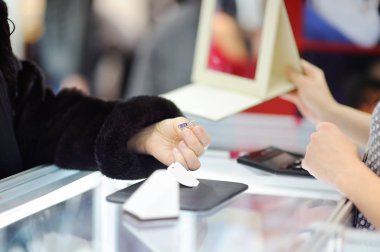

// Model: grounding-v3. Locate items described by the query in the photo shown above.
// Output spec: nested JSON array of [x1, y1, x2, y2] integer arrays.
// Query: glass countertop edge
[[0, 167, 101, 228], [0, 165, 62, 192]]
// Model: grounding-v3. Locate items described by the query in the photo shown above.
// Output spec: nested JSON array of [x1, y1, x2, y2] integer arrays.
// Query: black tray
[[106, 179, 248, 212]]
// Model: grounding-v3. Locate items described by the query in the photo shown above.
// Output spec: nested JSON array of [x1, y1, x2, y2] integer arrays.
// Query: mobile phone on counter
[[237, 146, 313, 178]]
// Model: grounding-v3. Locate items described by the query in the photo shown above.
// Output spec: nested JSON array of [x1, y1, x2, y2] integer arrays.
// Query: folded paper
[[123, 170, 179, 220]]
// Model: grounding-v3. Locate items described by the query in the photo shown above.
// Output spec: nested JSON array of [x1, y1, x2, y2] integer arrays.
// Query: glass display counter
[[1, 190, 96, 252], [0, 166, 102, 252], [300, 223, 380, 252], [0, 113, 372, 252], [117, 193, 338, 252], [0, 165, 341, 252]]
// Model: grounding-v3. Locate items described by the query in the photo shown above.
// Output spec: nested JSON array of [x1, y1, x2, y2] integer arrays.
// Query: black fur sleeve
[[95, 96, 183, 179], [13, 60, 182, 179]]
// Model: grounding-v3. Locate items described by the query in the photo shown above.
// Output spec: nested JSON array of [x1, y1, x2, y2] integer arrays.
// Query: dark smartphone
[[237, 146, 312, 177]]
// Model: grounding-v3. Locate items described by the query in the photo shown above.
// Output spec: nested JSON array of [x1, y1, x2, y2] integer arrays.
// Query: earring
[[7, 18, 15, 35]]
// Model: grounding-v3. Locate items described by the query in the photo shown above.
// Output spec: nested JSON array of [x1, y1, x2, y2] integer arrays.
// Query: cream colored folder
[[162, 0, 301, 121]]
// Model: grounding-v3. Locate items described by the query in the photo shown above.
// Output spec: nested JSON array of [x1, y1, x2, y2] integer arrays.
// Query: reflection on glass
[[0, 191, 94, 252], [208, 0, 265, 79], [304, 223, 380, 252], [119, 193, 337, 252], [198, 194, 337, 251]]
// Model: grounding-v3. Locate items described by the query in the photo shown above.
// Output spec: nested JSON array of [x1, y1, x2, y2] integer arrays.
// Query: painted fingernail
[[178, 122, 189, 130], [177, 120, 197, 130], [187, 120, 197, 127]]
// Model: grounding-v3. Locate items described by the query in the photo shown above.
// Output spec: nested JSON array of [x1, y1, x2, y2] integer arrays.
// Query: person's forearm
[[338, 163, 380, 228], [323, 104, 371, 147]]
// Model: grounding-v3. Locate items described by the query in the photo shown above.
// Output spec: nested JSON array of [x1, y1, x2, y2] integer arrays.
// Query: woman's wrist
[[335, 160, 372, 198], [127, 125, 154, 154]]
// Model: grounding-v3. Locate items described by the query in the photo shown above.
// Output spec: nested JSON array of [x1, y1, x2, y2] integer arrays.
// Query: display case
[[0, 113, 371, 252]]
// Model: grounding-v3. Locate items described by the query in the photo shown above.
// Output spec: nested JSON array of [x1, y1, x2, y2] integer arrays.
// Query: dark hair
[[218, 0, 237, 18], [0, 0, 18, 89], [344, 73, 380, 109]]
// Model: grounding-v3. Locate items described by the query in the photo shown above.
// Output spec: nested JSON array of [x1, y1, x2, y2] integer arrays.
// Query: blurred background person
[[7, 0, 182, 100], [207, 0, 264, 79], [343, 60, 380, 114], [302, 0, 380, 107], [125, 0, 201, 98]]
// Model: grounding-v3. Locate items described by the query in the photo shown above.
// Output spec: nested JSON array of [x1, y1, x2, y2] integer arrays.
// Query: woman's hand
[[302, 122, 363, 190], [282, 59, 339, 123], [127, 117, 211, 170]]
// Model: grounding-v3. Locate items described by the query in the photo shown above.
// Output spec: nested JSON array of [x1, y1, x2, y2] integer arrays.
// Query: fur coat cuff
[[95, 96, 182, 179]]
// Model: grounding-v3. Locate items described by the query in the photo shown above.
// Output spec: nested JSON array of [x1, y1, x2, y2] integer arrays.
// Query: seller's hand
[[302, 122, 363, 190], [128, 117, 211, 170], [282, 59, 339, 123]]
